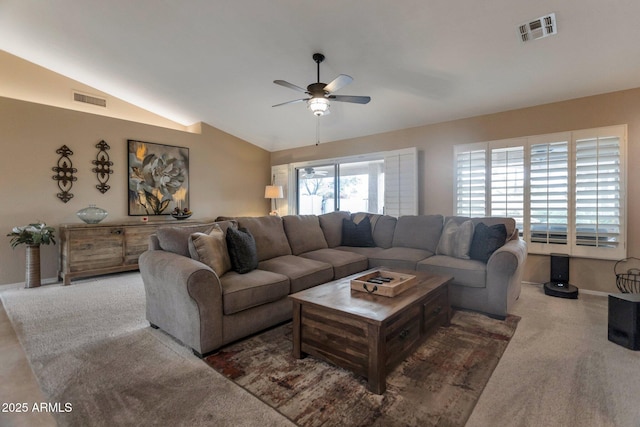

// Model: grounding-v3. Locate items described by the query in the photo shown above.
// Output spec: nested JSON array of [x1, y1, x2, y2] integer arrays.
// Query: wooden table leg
[[292, 301, 303, 359], [367, 323, 386, 394]]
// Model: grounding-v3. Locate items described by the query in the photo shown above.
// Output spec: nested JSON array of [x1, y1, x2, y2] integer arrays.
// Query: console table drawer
[[66, 227, 124, 271]]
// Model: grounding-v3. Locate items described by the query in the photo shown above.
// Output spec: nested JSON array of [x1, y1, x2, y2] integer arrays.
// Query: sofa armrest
[[139, 249, 224, 355], [485, 238, 528, 317]]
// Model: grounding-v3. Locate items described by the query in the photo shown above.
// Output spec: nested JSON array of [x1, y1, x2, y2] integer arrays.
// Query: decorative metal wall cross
[[92, 140, 113, 193], [52, 145, 77, 203]]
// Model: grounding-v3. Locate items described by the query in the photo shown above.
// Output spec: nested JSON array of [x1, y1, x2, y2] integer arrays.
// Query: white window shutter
[[454, 146, 486, 217], [572, 126, 626, 259], [384, 147, 418, 217], [490, 144, 525, 232], [527, 134, 570, 250], [270, 164, 289, 216]]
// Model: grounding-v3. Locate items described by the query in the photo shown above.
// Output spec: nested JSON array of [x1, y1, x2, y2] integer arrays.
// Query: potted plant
[[7, 222, 56, 288]]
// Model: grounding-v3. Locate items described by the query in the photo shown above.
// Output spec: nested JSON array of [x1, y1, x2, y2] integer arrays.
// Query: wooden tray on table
[[350, 270, 417, 297]]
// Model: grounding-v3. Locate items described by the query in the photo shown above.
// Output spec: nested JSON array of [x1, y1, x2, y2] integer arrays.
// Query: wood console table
[[58, 220, 204, 285]]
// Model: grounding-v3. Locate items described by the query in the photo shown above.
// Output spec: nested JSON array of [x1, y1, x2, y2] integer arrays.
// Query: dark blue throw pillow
[[341, 216, 376, 247], [469, 223, 508, 263], [225, 227, 258, 274]]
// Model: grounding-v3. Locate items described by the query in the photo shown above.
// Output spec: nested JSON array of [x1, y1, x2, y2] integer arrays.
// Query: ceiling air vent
[[73, 91, 107, 108], [518, 13, 557, 42]]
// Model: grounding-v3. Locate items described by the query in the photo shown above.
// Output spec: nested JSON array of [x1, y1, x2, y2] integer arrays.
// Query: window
[[297, 165, 336, 215], [490, 145, 525, 232], [529, 138, 569, 246], [454, 126, 626, 260], [274, 147, 417, 217], [455, 147, 486, 217]]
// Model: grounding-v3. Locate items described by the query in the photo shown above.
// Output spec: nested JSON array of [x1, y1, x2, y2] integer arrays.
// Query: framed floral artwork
[[127, 140, 189, 216]]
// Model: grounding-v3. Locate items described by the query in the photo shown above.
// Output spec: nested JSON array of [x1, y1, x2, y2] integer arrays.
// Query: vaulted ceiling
[[2, 1, 640, 151]]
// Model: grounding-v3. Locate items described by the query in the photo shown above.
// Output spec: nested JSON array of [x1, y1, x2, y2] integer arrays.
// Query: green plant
[[7, 222, 56, 248]]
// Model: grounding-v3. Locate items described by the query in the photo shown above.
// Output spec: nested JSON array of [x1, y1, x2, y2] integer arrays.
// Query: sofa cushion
[[258, 255, 333, 293], [282, 215, 328, 255], [318, 211, 350, 248], [300, 248, 368, 279], [417, 255, 487, 288], [220, 269, 290, 315], [367, 246, 433, 270], [237, 216, 292, 261], [392, 215, 444, 252], [342, 216, 375, 247], [156, 222, 217, 257], [226, 227, 258, 274], [188, 225, 231, 277], [436, 219, 474, 259], [351, 212, 397, 248], [469, 222, 508, 263]]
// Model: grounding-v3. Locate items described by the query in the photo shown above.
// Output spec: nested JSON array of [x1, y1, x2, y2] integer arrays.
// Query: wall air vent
[[518, 13, 557, 42], [73, 91, 107, 108]]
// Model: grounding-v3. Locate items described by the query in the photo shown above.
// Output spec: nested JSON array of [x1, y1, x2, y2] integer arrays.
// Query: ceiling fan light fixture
[[307, 97, 330, 116]]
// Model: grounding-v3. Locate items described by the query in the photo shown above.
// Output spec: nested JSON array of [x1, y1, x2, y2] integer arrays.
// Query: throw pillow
[[469, 222, 508, 263], [156, 223, 216, 257], [341, 216, 375, 247], [436, 219, 475, 259], [226, 227, 258, 274], [188, 225, 231, 277]]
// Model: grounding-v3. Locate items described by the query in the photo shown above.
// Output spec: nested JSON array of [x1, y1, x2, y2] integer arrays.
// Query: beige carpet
[[0, 273, 295, 427], [205, 311, 519, 427], [466, 285, 640, 427]]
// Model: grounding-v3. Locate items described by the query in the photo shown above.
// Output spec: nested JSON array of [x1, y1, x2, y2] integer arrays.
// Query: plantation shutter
[[573, 129, 624, 257], [270, 164, 289, 216], [490, 144, 525, 233], [454, 146, 486, 217], [384, 147, 418, 217], [529, 137, 569, 245]]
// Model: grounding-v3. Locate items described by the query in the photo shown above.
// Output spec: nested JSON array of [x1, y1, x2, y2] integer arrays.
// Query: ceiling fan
[[273, 53, 371, 117], [301, 167, 328, 178]]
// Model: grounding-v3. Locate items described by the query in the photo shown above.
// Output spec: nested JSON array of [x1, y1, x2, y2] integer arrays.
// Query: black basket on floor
[[615, 257, 640, 293]]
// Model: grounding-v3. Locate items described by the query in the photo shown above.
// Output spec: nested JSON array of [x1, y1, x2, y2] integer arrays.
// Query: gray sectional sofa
[[139, 211, 527, 357]]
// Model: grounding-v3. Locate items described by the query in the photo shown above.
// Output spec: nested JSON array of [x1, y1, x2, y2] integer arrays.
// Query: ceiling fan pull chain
[[316, 116, 320, 146]]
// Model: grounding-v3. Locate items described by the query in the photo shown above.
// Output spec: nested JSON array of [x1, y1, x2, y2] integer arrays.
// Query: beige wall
[[271, 88, 640, 293], [0, 97, 271, 285]]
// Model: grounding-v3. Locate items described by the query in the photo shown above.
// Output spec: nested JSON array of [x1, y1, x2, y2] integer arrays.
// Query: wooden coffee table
[[289, 269, 452, 394]]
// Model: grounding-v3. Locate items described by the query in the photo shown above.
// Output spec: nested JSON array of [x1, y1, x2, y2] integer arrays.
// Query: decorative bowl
[[171, 213, 192, 220], [77, 205, 108, 224]]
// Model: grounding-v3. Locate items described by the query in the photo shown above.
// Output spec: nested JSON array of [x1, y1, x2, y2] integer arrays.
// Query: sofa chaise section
[[416, 216, 527, 318]]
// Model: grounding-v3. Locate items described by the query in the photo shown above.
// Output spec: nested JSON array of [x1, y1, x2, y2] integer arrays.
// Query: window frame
[[275, 147, 418, 217], [454, 125, 627, 260]]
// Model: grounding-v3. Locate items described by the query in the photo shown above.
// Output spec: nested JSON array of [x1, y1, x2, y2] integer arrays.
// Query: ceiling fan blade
[[274, 80, 309, 94], [272, 98, 309, 107], [324, 74, 353, 93], [328, 95, 371, 104]]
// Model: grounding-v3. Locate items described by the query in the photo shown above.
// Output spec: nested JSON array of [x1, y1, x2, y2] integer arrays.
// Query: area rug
[[205, 310, 520, 427]]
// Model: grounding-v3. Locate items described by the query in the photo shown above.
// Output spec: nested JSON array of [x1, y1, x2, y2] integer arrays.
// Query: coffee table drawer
[[385, 305, 421, 368], [422, 287, 450, 334], [300, 305, 369, 378]]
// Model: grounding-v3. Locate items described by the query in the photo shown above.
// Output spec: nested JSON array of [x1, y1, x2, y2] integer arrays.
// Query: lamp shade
[[264, 185, 283, 199]]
